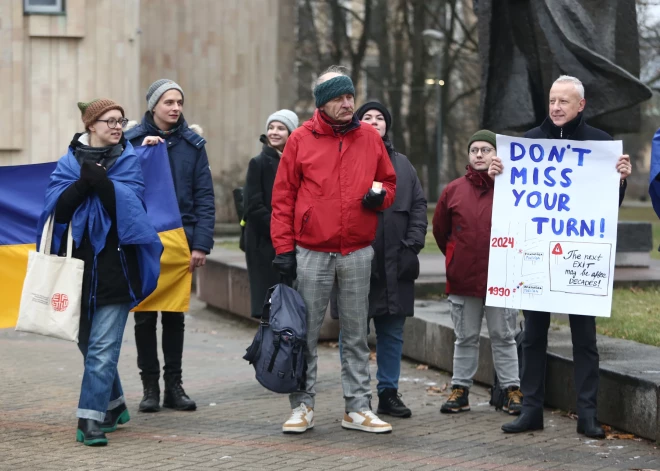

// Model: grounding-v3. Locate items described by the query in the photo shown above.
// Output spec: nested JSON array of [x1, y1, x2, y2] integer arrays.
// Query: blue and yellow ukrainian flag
[[0, 144, 191, 329]]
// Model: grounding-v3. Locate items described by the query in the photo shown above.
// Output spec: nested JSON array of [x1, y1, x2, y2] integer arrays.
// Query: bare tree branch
[[446, 86, 481, 111]]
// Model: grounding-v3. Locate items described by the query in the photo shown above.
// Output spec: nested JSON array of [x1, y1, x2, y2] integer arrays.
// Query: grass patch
[[555, 286, 660, 347]]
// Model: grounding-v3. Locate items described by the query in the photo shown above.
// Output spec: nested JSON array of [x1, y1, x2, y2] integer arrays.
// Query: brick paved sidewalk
[[1, 297, 659, 471]]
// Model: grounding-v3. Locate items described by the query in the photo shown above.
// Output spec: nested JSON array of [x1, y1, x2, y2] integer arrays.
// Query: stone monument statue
[[475, 0, 653, 134]]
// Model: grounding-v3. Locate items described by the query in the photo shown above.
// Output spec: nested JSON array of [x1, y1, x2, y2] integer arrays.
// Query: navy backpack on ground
[[243, 283, 308, 393]]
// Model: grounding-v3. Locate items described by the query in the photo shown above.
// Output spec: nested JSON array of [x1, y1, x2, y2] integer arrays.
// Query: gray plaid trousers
[[289, 246, 373, 412]]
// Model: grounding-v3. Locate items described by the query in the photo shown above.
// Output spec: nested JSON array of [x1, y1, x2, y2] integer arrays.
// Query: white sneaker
[[282, 403, 314, 433], [342, 410, 392, 433]]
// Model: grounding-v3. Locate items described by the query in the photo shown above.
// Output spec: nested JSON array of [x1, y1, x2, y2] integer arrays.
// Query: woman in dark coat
[[244, 109, 299, 317], [356, 102, 427, 418]]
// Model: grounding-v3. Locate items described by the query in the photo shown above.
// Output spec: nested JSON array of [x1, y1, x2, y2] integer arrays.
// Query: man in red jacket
[[271, 65, 397, 434], [432, 130, 523, 416]]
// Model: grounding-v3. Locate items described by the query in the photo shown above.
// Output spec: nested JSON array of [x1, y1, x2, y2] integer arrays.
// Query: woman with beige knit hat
[[41, 99, 162, 446]]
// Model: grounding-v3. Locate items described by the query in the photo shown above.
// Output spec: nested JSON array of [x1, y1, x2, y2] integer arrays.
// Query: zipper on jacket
[[560, 128, 563, 138], [339, 140, 343, 152], [118, 245, 138, 305]]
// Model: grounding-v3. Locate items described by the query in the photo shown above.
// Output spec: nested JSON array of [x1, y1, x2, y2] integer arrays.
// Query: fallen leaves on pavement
[[426, 383, 448, 395], [606, 433, 637, 440], [416, 364, 429, 370]]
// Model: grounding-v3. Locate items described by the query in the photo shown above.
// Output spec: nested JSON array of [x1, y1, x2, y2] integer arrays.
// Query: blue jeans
[[339, 315, 407, 393], [77, 303, 130, 421]]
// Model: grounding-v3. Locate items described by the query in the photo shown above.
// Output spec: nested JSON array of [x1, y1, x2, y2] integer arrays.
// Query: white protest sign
[[486, 135, 622, 317]]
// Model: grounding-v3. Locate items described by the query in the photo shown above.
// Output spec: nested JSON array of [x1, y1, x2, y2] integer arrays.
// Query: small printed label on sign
[[523, 252, 543, 262], [551, 243, 563, 255], [522, 285, 543, 295]]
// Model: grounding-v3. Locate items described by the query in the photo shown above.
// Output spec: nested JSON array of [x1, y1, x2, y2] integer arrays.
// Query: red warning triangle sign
[[551, 243, 563, 255]]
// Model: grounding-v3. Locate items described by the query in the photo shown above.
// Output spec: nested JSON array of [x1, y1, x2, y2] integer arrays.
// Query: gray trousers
[[289, 246, 373, 412], [448, 295, 520, 389]]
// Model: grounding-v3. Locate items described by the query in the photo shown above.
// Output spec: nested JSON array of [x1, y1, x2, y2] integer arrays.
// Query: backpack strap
[[260, 288, 273, 324], [267, 333, 281, 373]]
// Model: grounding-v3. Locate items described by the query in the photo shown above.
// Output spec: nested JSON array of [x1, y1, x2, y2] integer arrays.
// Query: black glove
[[273, 251, 297, 282], [80, 160, 108, 187], [362, 188, 387, 210]]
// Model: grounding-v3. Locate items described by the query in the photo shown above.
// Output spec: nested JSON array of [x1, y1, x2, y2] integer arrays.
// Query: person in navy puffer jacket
[[125, 79, 215, 414]]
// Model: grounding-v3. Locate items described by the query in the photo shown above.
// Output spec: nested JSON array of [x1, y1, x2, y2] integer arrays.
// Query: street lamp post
[[423, 29, 444, 203]]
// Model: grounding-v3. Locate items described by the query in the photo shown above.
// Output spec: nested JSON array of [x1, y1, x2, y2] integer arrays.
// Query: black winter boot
[[377, 388, 412, 418], [139, 376, 161, 413], [163, 375, 196, 411], [577, 417, 606, 439], [502, 409, 544, 433], [76, 418, 107, 446]]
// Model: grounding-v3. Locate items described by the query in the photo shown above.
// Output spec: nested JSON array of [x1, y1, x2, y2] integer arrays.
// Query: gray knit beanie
[[146, 79, 184, 111], [266, 109, 299, 133]]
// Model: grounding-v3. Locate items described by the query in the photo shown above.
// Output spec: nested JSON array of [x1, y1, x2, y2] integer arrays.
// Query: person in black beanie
[[353, 102, 427, 418]]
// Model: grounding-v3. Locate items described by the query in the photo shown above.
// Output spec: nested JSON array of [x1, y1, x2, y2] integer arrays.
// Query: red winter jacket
[[271, 110, 397, 255], [432, 166, 494, 298]]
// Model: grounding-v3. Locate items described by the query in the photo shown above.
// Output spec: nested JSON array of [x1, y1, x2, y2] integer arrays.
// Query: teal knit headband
[[314, 75, 356, 108]]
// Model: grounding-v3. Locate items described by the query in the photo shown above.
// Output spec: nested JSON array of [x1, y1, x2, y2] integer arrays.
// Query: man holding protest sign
[[490, 76, 631, 439]]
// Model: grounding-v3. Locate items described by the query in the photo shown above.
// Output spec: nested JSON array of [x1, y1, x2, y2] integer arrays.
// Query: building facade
[[0, 0, 296, 221]]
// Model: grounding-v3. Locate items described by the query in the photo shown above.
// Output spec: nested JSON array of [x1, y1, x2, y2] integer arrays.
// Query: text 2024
[[491, 237, 515, 248]]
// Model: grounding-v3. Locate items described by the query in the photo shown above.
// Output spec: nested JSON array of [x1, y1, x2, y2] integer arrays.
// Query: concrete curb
[[405, 300, 660, 442]]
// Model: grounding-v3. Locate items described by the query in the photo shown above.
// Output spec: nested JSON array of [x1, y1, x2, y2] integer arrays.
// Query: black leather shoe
[[163, 375, 197, 411], [501, 411, 544, 433], [76, 418, 108, 446], [377, 388, 412, 418], [139, 376, 161, 413], [577, 417, 606, 439], [101, 403, 130, 433]]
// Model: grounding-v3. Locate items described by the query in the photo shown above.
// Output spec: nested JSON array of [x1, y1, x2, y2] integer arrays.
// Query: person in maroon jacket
[[432, 130, 523, 416], [270, 65, 397, 435]]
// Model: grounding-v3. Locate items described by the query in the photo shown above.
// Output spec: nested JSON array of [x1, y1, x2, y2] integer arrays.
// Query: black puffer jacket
[[55, 134, 142, 311]]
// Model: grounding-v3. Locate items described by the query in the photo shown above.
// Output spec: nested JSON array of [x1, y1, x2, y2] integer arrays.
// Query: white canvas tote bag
[[15, 215, 84, 342]]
